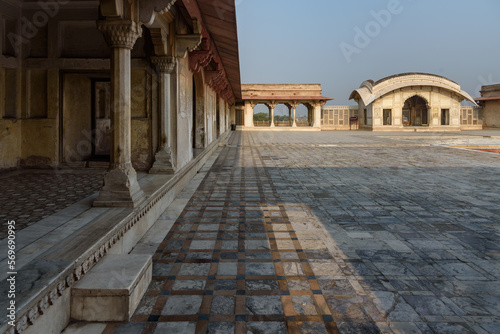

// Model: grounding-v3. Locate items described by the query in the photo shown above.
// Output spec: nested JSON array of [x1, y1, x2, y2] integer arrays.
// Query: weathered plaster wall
[[21, 119, 58, 167], [483, 101, 500, 128], [0, 120, 21, 168], [131, 69, 153, 171], [62, 74, 92, 163]]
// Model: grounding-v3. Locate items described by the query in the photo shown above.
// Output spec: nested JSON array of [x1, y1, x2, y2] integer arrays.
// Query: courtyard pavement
[[68, 130, 500, 333]]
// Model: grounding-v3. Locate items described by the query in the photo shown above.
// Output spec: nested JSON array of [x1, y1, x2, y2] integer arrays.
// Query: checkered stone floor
[[106, 131, 500, 334], [0, 170, 105, 239]]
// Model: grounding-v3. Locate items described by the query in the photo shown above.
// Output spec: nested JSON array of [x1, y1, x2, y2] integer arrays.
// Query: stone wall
[[321, 106, 359, 130], [460, 106, 483, 129], [483, 100, 500, 128]]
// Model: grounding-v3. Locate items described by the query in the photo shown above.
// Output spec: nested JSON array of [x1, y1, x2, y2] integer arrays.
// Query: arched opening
[[296, 103, 310, 126], [192, 73, 205, 149], [274, 103, 290, 126], [402, 95, 429, 126], [253, 103, 270, 127]]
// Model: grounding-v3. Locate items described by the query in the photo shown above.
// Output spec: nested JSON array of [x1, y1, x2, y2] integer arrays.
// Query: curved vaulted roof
[[349, 73, 477, 106]]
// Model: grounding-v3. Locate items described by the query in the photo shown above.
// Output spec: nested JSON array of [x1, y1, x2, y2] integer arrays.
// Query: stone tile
[[215, 279, 237, 290], [207, 322, 235, 334], [309, 261, 342, 277], [294, 322, 329, 334], [161, 295, 203, 315], [210, 295, 235, 315], [245, 239, 271, 250], [154, 322, 196, 334], [403, 296, 456, 316], [287, 280, 311, 291], [217, 262, 238, 276], [318, 279, 355, 296], [292, 295, 318, 315], [283, 262, 305, 276], [171, 280, 206, 291], [189, 239, 216, 250], [245, 262, 275, 276], [245, 321, 287, 334], [178, 263, 211, 276], [246, 295, 283, 315], [246, 280, 279, 291]]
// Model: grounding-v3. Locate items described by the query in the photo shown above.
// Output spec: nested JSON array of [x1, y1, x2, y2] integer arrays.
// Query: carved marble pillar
[[244, 101, 254, 128], [150, 56, 176, 174], [292, 103, 297, 127], [94, 20, 145, 207], [269, 103, 276, 127], [313, 102, 323, 128]]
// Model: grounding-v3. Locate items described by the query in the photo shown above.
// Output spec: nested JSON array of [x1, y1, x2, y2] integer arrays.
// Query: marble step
[[71, 254, 152, 322]]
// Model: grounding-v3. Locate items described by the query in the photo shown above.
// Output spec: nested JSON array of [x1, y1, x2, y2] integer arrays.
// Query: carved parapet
[[188, 50, 213, 73], [151, 56, 176, 74], [97, 20, 142, 49]]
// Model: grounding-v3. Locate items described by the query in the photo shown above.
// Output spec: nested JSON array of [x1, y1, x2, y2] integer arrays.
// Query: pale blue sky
[[236, 0, 500, 107]]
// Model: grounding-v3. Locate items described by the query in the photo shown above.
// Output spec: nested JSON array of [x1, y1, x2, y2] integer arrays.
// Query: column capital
[[97, 20, 142, 49], [151, 56, 176, 74]]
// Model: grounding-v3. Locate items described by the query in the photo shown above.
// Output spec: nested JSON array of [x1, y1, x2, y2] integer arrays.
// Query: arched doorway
[[403, 96, 428, 126]]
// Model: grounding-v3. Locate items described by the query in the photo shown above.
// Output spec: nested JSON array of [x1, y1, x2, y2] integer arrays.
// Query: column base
[[93, 163, 145, 207], [270, 122, 275, 127], [292, 122, 297, 127], [149, 148, 175, 174]]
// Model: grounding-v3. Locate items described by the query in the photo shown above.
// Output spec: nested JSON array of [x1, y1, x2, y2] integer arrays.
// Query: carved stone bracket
[[176, 18, 203, 58], [150, 28, 169, 55], [188, 50, 213, 73], [140, 0, 177, 26], [151, 56, 176, 74], [176, 34, 202, 58], [97, 20, 142, 49]]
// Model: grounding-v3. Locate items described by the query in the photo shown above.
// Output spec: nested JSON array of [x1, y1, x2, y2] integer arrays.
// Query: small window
[[363, 109, 367, 125], [441, 109, 449, 125], [383, 109, 392, 125]]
